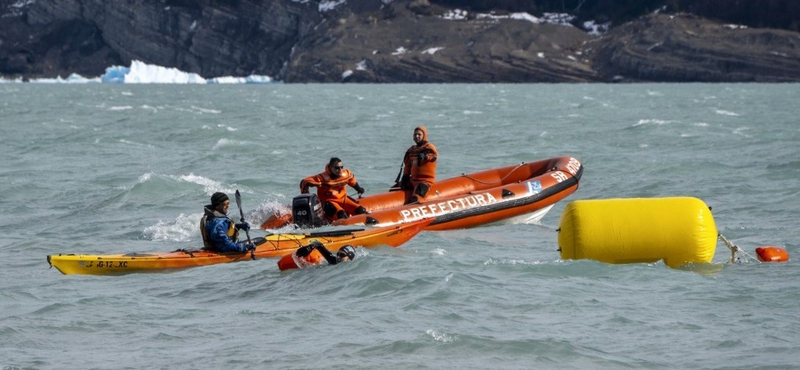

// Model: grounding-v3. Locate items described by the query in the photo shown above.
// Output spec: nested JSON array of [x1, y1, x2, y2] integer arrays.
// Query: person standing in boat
[[300, 157, 367, 222], [277, 242, 356, 271], [397, 126, 438, 204], [200, 192, 254, 252]]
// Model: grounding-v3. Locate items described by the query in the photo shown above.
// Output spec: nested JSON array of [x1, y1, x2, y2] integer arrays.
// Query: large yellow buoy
[[558, 197, 717, 268]]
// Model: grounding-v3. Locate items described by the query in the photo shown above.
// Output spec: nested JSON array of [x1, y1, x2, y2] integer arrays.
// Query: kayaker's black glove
[[243, 242, 255, 251], [417, 152, 426, 162], [236, 222, 250, 231]]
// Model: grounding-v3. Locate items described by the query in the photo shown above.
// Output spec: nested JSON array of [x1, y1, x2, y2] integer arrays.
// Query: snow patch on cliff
[[392, 47, 408, 56], [583, 20, 610, 35], [2, 0, 36, 17], [441, 10, 575, 28], [422, 47, 444, 55], [319, 0, 346, 12], [442, 9, 468, 20]]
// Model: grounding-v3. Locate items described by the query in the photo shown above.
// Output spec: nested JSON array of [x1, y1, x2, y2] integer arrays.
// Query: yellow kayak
[[47, 219, 431, 275]]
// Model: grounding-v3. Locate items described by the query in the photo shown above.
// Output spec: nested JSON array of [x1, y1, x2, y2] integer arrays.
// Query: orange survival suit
[[300, 163, 366, 221], [277, 242, 355, 271], [400, 126, 438, 203]]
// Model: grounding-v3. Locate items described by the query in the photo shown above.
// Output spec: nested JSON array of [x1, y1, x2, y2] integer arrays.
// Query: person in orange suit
[[396, 126, 438, 204], [300, 157, 367, 222], [277, 242, 356, 271]]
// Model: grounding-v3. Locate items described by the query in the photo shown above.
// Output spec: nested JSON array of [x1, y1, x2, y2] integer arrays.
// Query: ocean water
[[1, 83, 798, 370]]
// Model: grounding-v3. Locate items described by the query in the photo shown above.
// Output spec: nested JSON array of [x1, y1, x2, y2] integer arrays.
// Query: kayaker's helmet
[[337, 245, 356, 262]]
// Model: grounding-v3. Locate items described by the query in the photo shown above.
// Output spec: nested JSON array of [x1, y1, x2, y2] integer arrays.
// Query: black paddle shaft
[[234, 190, 255, 260]]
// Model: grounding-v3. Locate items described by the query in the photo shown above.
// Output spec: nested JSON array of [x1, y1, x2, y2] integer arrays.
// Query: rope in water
[[718, 234, 757, 263]]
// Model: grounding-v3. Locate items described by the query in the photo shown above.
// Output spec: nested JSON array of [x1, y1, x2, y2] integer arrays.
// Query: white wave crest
[[715, 109, 740, 116], [212, 138, 250, 150], [253, 200, 291, 222], [634, 119, 672, 126], [484, 258, 546, 265], [119, 139, 152, 147], [178, 173, 237, 195], [143, 213, 200, 242], [192, 106, 221, 114], [431, 247, 447, 256], [426, 329, 457, 343], [135, 172, 151, 183], [733, 127, 751, 138]]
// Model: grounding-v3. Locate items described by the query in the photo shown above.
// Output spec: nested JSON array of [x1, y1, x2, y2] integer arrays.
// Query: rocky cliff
[[1, 0, 798, 82], [592, 13, 800, 82]]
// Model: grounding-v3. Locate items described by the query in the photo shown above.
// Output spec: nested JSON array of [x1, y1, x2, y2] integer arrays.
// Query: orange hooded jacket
[[402, 126, 438, 185]]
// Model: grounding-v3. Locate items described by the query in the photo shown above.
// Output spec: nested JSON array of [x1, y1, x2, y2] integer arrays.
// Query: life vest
[[200, 207, 239, 250], [277, 249, 325, 271]]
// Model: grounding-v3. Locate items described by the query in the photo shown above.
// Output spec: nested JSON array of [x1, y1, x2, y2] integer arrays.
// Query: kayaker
[[300, 157, 367, 222], [396, 126, 438, 204], [277, 242, 356, 271], [200, 192, 254, 252]]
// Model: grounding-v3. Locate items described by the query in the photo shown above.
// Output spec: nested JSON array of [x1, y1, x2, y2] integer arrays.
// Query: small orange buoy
[[755, 246, 789, 262]]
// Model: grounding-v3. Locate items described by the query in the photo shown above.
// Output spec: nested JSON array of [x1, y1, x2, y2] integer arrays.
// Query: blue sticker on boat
[[526, 180, 542, 195]]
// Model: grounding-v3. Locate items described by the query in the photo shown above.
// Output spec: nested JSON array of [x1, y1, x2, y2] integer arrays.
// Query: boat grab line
[[460, 163, 526, 185]]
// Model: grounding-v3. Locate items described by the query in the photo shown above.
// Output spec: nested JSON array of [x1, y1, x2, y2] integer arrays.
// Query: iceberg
[[108, 60, 208, 84], [1, 60, 274, 84]]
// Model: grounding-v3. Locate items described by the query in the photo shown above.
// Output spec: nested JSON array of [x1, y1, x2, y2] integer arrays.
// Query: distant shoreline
[[2, 2, 799, 83]]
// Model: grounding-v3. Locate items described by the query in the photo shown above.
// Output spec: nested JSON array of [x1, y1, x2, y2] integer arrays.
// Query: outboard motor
[[292, 194, 324, 228]]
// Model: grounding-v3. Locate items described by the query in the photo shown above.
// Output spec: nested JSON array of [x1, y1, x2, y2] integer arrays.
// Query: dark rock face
[[286, 2, 595, 82], [1, 0, 799, 82], [1, 0, 321, 78], [0, 11, 122, 77], [590, 13, 800, 82]]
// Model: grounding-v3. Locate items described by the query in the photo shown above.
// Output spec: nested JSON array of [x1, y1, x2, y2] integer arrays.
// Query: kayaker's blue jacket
[[202, 206, 247, 252]]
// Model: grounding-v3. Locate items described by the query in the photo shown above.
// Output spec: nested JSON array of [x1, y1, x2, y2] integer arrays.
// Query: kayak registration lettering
[[400, 193, 498, 222], [95, 261, 128, 269]]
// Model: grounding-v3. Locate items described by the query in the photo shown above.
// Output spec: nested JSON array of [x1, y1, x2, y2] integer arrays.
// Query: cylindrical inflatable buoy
[[755, 246, 789, 262], [558, 197, 718, 268]]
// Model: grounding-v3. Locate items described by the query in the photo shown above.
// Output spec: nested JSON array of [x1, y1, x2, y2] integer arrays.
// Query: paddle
[[235, 190, 255, 260]]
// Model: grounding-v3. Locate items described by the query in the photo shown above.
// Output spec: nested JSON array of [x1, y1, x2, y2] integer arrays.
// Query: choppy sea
[[1, 83, 798, 370]]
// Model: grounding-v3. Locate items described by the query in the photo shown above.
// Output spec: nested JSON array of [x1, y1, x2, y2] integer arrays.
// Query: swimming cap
[[337, 245, 356, 262]]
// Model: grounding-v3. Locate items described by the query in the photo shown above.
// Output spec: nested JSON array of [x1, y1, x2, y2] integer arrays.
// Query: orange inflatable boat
[[262, 156, 582, 231]]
